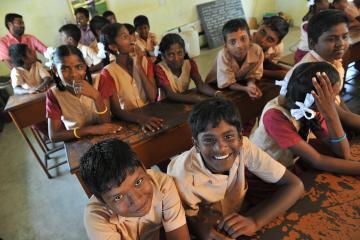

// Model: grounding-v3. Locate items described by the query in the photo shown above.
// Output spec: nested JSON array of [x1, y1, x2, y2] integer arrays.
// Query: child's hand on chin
[[216, 213, 257, 239]]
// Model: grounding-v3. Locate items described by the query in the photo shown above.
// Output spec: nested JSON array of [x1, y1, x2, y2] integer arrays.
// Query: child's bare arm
[[162, 85, 205, 104], [165, 224, 191, 240]]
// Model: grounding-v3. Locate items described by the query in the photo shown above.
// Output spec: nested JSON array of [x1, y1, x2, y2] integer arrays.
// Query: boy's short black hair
[[189, 98, 243, 139], [80, 139, 142, 201], [59, 24, 81, 43], [308, 9, 348, 46], [8, 44, 27, 67], [222, 18, 250, 42], [123, 23, 135, 35], [263, 16, 289, 42], [5, 13, 22, 29], [133, 15, 150, 29], [89, 16, 109, 36], [74, 7, 89, 19], [102, 10, 115, 18]]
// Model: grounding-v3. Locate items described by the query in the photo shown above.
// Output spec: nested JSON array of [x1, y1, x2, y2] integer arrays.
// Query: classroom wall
[[0, 0, 277, 76]]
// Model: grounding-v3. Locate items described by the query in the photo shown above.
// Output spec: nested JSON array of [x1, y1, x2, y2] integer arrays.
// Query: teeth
[[214, 154, 229, 160]]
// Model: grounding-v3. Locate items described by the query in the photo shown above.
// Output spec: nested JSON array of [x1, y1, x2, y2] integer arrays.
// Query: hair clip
[[290, 93, 316, 120], [44, 47, 56, 68], [97, 42, 107, 59], [153, 45, 161, 57], [275, 78, 289, 96]]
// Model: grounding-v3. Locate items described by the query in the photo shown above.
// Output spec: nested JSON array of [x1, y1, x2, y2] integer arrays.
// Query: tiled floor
[[0, 27, 359, 240]]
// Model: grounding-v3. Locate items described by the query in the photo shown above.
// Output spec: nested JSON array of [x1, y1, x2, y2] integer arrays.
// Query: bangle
[[329, 133, 347, 143], [73, 127, 81, 139], [214, 90, 222, 97], [95, 106, 108, 115]]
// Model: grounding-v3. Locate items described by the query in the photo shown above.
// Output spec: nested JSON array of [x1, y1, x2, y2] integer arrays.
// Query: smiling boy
[[167, 98, 304, 239], [80, 139, 190, 240]]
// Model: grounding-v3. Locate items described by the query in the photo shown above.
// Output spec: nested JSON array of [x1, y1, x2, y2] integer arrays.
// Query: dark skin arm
[[165, 224, 191, 240], [162, 84, 207, 104], [192, 71, 218, 97], [89, 62, 104, 73], [229, 79, 262, 99], [263, 60, 290, 79]]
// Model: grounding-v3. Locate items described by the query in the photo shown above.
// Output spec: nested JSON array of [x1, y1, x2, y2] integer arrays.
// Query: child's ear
[[192, 137, 200, 153]]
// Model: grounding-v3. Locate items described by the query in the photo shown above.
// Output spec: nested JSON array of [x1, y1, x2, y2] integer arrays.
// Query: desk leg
[[8, 112, 52, 179], [75, 173, 92, 198]]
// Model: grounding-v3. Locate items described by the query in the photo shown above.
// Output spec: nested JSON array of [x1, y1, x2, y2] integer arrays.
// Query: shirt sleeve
[[98, 69, 115, 99], [155, 64, 170, 87], [245, 48, 264, 81], [189, 59, 201, 80], [87, 46, 102, 65], [37, 62, 51, 79], [263, 108, 303, 148], [31, 35, 47, 54], [10, 68, 25, 88], [160, 175, 187, 232], [46, 89, 62, 120], [270, 42, 284, 63], [0, 38, 9, 61], [243, 138, 286, 183], [84, 197, 121, 240], [217, 50, 237, 89]]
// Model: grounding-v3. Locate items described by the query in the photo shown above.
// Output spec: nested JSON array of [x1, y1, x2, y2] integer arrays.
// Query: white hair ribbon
[[153, 45, 161, 57], [275, 79, 289, 96], [185, 42, 190, 53], [290, 93, 316, 120], [307, 0, 315, 7], [97, 42, 106, 59], [44, 47, 56, 68]]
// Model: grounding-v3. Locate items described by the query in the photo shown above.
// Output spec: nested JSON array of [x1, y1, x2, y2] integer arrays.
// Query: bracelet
[[214, 90, 222, 97], [73, 127, 81, 139], [95, 106, 108, 115], [329, 133, 347, 143]]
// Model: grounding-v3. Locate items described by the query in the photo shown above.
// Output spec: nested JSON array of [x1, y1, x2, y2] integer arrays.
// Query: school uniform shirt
[[99, 56, 154, 110], [167, 137, 286, 217], [264, 41, 284, 63], [84, 169, 187, 240], [250, 97, 329, 168], [0, 32, 47, 61], [284, 50, 344, 104], [79, 25, 96, 47], [78, 43, 102, 67], [206, 43, 264, 88], [297, 22, 309, 52], [10, 61, 50, 89], [45, 80, 113, 130], [155, 59, 200, 93], [135, 33, 158, 52]]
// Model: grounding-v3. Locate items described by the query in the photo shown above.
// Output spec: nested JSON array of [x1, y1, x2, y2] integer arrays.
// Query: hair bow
[[275, 79, 289, 96], [44, 47, 56, 68], [185, 42, 190, 54], [97, 42, 106, 59], [290, 93, 316, 120], [153, 45, 161, 57], [307, 0, 315, 7]]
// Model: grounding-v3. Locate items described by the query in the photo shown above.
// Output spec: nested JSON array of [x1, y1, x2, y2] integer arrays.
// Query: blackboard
[[197, 0, 245, 48]]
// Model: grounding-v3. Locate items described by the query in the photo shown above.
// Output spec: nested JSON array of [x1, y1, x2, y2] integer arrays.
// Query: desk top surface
[[256, 139, 360, 240], [4, 92, 46, 112]]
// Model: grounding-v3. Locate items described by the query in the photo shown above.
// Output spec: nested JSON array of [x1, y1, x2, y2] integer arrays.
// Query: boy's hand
[[312, 72, 338, 120], [137, 115, 164, 133], [216, 213, 257, 239], [146, 33, 157, 51], [246, 81, 262, 99]]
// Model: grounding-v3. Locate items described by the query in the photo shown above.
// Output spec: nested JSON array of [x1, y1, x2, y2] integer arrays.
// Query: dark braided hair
[[154, 33, 190, 65], [99, 23, 125, 66], [285, 62, 340, 140], [52, 45, 92, 91]]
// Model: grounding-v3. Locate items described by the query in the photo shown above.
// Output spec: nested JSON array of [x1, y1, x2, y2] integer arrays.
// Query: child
[[167, 98, 304, 239], [295, 0, 330, 63], [46, 45, 121, 142], [89, 16, 109, 53], [99, 23, 163, 133], [133, 15, 158, 56], [331, 0, 349, 10], [252, 16, 290, 79], [155, 33, 221, 103], [80, 139, 190, 240], [9, 44, 52, 94], [251, 62, 360, 174], [205, 18, 264, 99], [59, 24, 103, 73], [102, 10, 117, 24], [74, 7, 96, 46]]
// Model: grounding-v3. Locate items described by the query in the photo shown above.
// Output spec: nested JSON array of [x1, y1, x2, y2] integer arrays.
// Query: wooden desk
[[4, 93, 53, 178], [65, 81, 280, 197], [256, 140, 360, 240]]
